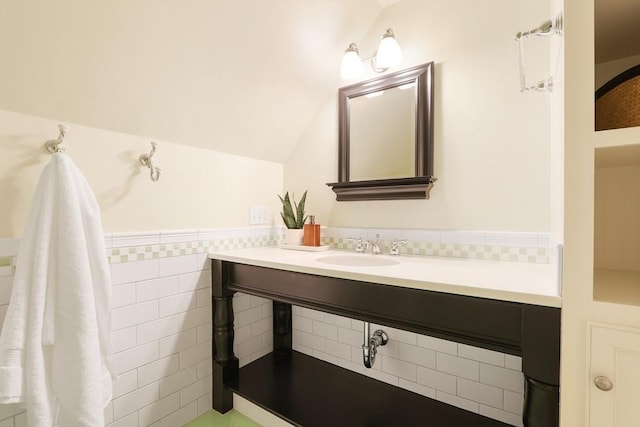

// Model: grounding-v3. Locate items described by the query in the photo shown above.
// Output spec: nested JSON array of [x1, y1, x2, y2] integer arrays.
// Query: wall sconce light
[[340, 28, 402, 80]]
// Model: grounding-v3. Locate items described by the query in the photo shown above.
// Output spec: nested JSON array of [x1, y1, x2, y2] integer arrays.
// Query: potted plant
[[278, 190, 307, 245]]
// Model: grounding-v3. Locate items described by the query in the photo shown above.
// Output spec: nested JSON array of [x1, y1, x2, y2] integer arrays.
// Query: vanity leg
[[273, 301, 292, 355], [523, 377, 560, 427], [521, 305, 561, 427], [212, 260, 238, 413]]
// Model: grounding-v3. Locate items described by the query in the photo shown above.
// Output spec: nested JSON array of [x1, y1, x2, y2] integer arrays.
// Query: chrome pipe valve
[[362, 322, 388, 368]]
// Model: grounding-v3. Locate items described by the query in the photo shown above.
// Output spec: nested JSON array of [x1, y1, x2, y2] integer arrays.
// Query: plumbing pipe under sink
[[362, 322, 388, 368]]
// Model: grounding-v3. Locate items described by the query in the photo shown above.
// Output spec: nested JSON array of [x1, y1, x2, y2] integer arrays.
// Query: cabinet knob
[[594, 376, 613, 391]]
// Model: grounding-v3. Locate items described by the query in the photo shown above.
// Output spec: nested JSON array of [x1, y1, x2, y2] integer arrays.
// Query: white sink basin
[[316, 254, 400, 267]]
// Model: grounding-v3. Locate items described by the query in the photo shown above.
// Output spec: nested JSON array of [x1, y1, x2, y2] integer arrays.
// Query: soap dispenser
[[303, 215, 321, 246]]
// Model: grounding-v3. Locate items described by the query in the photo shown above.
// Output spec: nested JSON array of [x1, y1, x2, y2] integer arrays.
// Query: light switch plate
[[249, 206, 269, 225]]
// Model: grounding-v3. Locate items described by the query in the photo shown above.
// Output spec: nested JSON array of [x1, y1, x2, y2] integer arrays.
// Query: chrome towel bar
[[514, 13, 563, 93]]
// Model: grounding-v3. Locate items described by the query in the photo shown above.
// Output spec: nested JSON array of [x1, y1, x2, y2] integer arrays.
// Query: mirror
[[327, 62, 436, 201], [349, 84, 416, 181]]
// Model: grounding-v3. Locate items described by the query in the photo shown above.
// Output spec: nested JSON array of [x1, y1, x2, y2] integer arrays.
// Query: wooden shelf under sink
[[228, 350, 509, 427]]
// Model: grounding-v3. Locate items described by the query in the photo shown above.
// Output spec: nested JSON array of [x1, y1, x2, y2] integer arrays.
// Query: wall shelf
[[327, 176, 436, 201]]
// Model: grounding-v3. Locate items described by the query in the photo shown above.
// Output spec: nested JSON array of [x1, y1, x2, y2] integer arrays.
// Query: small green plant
[[278, 190, 308, 229]]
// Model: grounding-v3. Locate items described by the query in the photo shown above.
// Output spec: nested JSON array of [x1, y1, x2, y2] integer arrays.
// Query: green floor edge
[[184, 409, 262, 427]]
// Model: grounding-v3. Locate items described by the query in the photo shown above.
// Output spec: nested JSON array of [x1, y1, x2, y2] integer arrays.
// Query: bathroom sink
[[316, 254, 399, 267]]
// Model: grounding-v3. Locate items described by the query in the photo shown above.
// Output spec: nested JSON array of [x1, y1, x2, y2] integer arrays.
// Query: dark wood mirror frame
[[327, 62, 436, 201]]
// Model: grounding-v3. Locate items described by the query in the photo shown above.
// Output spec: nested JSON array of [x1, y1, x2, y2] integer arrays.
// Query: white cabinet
[[589, 324, 640, 427]]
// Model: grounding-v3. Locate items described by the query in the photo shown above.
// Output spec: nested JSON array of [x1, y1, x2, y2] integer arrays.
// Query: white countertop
[[208, 247, 562, 308]]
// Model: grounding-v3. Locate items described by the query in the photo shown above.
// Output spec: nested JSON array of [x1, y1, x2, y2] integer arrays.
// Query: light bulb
[[340, 43, 363, 80], [375, 28, 402, 69]]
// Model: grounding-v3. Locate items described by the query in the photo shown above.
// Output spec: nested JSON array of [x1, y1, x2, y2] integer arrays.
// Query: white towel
[[0, 153, 116, 427]]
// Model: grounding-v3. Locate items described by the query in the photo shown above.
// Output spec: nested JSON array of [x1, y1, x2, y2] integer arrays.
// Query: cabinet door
[[589, 324, 640, 427]]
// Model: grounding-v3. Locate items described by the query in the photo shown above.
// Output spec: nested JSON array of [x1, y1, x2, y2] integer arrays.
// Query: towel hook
[[139, 142, 161, 182], [45, 124, 69, 153]]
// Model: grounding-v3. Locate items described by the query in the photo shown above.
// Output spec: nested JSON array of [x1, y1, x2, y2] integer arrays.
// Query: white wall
[[0, 110, 283, 238], [285, 0, 553, 232], [549, 0, 565, 247]]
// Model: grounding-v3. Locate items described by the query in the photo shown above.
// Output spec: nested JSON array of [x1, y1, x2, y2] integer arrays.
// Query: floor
[[184, 409, 262, 427]]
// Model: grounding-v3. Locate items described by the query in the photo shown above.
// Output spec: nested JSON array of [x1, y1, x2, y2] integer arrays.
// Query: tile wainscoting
[[323, 227, 554, 264], [0, 227, 276, 427], [0, 226, 556, 427]]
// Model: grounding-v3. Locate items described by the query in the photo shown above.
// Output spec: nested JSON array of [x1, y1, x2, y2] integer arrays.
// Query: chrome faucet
[[389, 239, 408, 256], [348, 234, 382, 254], [369, 234, 382, 255], [348, 237, 365, 253]]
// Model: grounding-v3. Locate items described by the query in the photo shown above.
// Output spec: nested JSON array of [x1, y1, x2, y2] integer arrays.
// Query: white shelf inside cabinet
[[594, 126, 640, 149]]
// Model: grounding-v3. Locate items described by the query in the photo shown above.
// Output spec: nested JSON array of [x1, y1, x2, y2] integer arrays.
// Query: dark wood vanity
[[211, 258, 560, 427]]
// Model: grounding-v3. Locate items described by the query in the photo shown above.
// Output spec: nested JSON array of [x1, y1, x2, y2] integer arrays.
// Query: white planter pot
[[284, 229, 304, 245]]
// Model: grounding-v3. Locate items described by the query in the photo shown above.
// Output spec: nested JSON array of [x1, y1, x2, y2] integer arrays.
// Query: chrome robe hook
[[45, 124, 69, 153], [139, 142, 161, 182]]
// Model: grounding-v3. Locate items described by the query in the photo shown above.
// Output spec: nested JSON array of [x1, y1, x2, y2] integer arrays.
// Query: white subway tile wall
[[0, 226, 544, 427], [0, 228, 275, 427], [292, 306, 525, 427]]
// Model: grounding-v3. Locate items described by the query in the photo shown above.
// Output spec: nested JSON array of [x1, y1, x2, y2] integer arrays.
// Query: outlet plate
[[249, 206, 269, 225]]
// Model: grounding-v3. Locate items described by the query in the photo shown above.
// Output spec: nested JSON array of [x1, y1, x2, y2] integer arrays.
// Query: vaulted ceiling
[[0, 1, 385, 163], [4, 1, 635, 165]]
